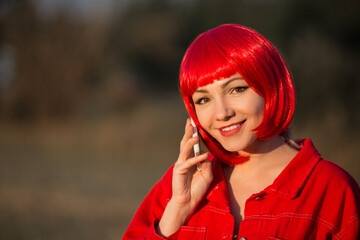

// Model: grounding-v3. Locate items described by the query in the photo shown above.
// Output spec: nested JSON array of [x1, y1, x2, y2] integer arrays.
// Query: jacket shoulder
[[311, 159, 360, 206], [315, 159, 359, 188]]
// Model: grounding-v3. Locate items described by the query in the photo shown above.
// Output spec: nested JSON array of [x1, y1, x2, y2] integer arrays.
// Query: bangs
[[180, 30, 240, 95]]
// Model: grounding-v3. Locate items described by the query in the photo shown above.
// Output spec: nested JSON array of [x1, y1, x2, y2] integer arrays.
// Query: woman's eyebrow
[[221, 77, 244, 89], [194, 89, 208, 93], [194, 77, 244, 93]]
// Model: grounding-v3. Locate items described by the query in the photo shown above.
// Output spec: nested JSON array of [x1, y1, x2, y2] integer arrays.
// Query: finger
[[178, 135, 200, 163], [180, 152, 209, 171], [180, 121, 190, 150], [180, 119, 193, 151], [195, 158, 212, 172]]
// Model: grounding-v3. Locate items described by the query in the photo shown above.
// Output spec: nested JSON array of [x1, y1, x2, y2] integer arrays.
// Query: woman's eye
[[195, 98, 210, 105], [231, 86, 248, 94]]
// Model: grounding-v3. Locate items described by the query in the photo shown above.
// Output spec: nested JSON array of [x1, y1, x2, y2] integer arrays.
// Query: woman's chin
[[222, 144, 244, 153]]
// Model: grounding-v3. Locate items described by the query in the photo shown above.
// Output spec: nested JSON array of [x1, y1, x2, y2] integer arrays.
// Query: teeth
[[221, 123, 241, 132]]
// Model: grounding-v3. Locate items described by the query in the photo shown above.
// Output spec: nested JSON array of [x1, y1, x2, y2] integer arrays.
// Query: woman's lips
[[219, 120, 246, 137]]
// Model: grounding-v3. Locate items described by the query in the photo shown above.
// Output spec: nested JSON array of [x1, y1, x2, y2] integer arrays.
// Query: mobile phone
[[190, 118, 201, 157]]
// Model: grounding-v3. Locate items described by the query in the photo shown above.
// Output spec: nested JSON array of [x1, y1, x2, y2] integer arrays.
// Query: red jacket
[[123, 139, 360, 239]]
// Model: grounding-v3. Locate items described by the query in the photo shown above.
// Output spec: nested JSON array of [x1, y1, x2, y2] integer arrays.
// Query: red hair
[[179, 24, 295, 165]]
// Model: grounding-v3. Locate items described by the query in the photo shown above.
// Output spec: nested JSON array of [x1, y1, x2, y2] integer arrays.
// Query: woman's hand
[[172, 118, 213, 209], [157, 119, 213, 237]]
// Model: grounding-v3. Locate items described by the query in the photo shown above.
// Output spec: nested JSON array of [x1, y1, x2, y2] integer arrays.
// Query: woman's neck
[[229, 135, 299, 180]]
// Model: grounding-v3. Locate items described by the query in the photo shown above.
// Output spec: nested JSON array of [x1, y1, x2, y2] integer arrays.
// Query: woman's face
[[192, 73, 265, 155]]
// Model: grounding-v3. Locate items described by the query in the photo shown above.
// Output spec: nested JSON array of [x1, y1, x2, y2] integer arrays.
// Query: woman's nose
[[215, 99, 235, 121]]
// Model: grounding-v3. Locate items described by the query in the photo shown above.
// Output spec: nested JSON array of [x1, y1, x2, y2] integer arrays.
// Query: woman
[[123, 24, 360, 239]]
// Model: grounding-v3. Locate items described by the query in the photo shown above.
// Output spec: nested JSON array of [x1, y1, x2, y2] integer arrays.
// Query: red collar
[[205, 139, 322, 205], [264, 139, 321, 199]]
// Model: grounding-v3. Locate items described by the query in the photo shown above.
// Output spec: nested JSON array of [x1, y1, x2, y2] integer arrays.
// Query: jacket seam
[[333, 214, 360, 240], [245, 213, 335, 231], [201, 205, 229, 214]]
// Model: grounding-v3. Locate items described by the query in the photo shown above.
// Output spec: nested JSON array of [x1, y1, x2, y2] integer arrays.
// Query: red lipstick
[[219, 120, 245, 137]]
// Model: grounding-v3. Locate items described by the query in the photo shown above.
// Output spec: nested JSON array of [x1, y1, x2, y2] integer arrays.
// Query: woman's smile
[[219, 120, 246, 137]]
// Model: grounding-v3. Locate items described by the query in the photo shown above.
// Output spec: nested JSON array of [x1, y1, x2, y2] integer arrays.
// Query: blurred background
[[0, 0, 359, 238]]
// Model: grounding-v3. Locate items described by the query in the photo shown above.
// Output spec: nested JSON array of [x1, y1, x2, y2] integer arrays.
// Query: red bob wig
[[179, 24, 295, 165]]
